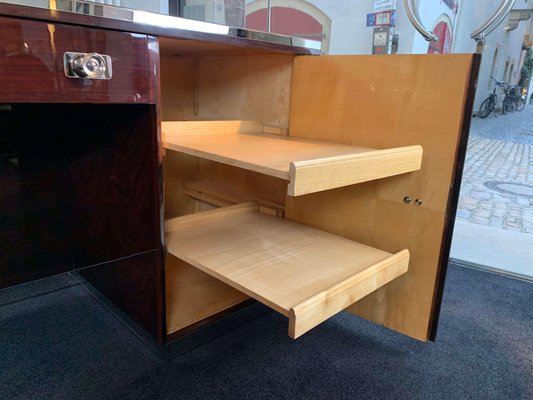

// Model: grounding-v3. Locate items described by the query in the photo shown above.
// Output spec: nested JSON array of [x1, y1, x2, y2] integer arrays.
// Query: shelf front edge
[[288, 249, 410, 339], [288, 145, 423, 196]]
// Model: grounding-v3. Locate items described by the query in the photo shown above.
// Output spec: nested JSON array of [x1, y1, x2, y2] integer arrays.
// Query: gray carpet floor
[[1, 264, 532, 400]]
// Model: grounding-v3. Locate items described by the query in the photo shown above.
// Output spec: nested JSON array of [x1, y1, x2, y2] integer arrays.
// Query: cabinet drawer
[[0, 16, 153, 103], [165, 202, 409, 339]]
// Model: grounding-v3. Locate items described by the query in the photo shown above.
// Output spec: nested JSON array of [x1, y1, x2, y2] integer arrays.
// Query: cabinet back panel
[[161, 55, 293, 127], [287, 54, 478, 341]]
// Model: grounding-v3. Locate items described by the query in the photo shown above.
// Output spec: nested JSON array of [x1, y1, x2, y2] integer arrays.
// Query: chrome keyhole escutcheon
[[64, 52, 112, 80]]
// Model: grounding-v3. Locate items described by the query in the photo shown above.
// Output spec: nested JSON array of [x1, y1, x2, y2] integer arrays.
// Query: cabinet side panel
[[287, 54, 478, 341]]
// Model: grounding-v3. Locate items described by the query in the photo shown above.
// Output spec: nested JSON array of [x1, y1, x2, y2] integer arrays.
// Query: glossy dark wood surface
[[78, 249, 165, 342], [66, 104, 160, 267], [1, 104, 162, 290], [146, 36, 166, 338], [0, 3, 316, 56], [0, 106, 71, 288], [0, 16, 153, 104]]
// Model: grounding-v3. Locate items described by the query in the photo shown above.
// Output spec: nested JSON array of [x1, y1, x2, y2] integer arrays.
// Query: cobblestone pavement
[[457, 106, 533, 234]]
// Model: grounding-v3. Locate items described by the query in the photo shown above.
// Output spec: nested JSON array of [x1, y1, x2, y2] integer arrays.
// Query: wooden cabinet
[[159, 46, 480, 342], [0, 3, 479, 345], [0, 13, 164, 341]]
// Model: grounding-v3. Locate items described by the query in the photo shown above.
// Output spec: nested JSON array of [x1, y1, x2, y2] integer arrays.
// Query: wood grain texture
[[1, 104, 161, 287], [0, 16, 153, 104], [287, 54, 478, 341], [159, 37, 305, 58], [0, 106, 71, 288], [162, 120, 263, 137], [289, 250, 409, 339], [163, 126, 422, 196], [68, 105, 160, 268], [289, 145, 422, 196], [183, 180, 285, 215], [428, 54, 481, 340], [166, 254, 249, 335], [160, 55, 293, 127], [166, 203, 409, 339]]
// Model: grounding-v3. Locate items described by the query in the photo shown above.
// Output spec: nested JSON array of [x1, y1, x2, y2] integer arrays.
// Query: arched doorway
[[245, 0, 331, 54], [503, 59, 510, 83], [427, 14, 453, 54]]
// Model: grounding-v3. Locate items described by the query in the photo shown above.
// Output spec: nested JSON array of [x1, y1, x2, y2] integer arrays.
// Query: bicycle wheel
[[502, 98, 513, 114], [477, 97, 494, 118], [516, 99, 526, 111]]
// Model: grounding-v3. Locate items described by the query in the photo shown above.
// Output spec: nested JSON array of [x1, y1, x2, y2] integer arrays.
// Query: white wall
[[304, 0, 374, 55], [454, 1, 531, 110], [305, 0, 455, 55], [118, 0, 168, 14]]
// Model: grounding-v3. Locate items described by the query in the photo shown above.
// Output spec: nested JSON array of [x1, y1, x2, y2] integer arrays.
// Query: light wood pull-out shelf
[[165, 203, 409, 339], [162, 120, 423, 196]]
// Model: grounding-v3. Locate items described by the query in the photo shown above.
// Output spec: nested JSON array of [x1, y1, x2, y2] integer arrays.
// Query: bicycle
[[478, 77, 506, 118], [513, 85, 526, 111], [502, 84, 515, 114], [502, 84, 525, 113]]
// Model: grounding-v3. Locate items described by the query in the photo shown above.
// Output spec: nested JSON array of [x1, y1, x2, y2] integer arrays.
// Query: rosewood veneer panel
[[0, 16, 154, 104]]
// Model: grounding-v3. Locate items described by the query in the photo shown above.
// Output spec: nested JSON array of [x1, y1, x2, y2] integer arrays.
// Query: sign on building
[[374, 0, 396, 12], [366, 10, 396, 27]]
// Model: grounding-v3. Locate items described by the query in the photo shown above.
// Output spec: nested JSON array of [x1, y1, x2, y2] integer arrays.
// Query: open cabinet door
[[286, 54, 480, 341]]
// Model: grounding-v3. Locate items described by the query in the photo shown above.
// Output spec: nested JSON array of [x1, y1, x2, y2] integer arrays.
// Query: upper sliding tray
[[162, 120, 423, 196]]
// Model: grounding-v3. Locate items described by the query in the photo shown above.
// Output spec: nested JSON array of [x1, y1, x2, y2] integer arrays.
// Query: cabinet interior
[[160, 41, 475, 341], [161, 51, 296, 337]]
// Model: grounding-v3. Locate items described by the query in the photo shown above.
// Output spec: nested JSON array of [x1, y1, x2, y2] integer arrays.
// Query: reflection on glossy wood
[[0, 4, 316, 59], [79, 250, 165, 342], [0, 16, 153, 104], [0, 104, 161, 292], [0, 106, 71, 288], [67, 104, 160, 267]]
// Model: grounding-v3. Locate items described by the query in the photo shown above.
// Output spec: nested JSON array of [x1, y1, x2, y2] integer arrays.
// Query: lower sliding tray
[[165, 203, 409, 338]]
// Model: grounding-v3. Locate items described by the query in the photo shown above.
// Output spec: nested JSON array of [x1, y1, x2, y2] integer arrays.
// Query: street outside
[[451, 105, 533, 277]]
